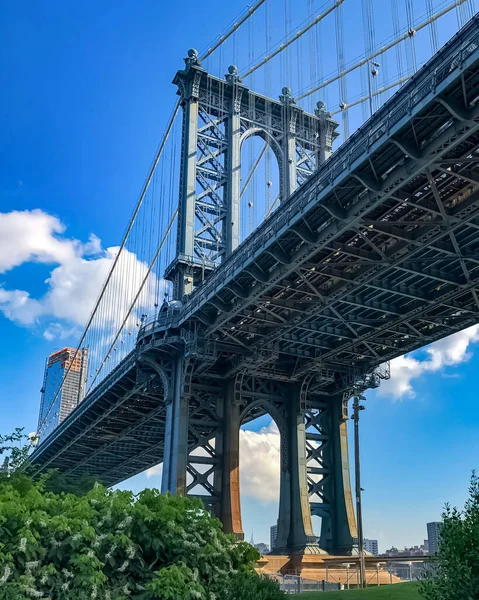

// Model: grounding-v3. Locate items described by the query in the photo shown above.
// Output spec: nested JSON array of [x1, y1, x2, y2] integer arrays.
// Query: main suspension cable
[[199, 0, 267, 62], [296, 0, 467, 102], [241, 0, 343, 79]]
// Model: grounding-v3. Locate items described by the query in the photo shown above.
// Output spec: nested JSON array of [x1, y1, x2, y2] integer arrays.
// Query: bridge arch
[[238, 129, 282, 243]]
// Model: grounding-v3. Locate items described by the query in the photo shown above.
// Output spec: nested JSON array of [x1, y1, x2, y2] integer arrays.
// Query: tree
[[0, 430, 285, 599], [420, 472, 479, 600]]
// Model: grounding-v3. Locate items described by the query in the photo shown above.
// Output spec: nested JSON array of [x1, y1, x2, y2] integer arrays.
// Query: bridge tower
[[165, 48, 338, 299], [160, 49, 360, 555]]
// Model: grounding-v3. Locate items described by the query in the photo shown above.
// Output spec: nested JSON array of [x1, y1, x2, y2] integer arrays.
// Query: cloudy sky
[[1, 0, 478, 553]]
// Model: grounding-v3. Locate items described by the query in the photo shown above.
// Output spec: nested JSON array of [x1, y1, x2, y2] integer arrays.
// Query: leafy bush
[[0, 429, 286, 599], [419, 472, 479, 600], [222, 571, 285, 599]]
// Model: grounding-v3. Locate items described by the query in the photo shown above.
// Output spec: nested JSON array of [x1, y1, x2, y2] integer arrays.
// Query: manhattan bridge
[[32, 0, 479, 556]]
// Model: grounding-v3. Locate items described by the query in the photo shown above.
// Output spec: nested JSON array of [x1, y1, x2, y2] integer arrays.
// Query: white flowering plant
[[0, 431, 285, 599]]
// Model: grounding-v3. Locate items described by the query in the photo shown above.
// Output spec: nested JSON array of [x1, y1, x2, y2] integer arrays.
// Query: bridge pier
[[159, 363, 359, 555], [161, 356, 188, 496], [309, 396, 358, 555], [219, 380, 244, 539]]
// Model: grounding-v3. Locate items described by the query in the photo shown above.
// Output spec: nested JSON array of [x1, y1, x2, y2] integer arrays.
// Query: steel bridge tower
[[159, 49, 363, 555]]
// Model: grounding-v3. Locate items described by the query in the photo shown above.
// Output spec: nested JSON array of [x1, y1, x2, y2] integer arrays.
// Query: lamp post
[[352, 389, 367, 587]]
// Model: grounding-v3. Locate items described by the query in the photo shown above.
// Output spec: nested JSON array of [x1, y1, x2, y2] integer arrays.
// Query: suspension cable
[[330, 74, 412, 115], [296, 0, 467, 102], [241, 0, 344, 79], [199, 0, 267, 62], [241, 142, 268, 198], [37, 100, 181, 434], [87, 208, 179, 393]]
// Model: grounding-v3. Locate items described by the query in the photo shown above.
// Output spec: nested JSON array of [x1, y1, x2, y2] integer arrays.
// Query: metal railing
[[268, 574, 342, 594]]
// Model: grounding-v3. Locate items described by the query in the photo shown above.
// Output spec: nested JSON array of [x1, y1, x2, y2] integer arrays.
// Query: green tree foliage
[[420, 472, 479, 600], [0, 430, 285, 599]]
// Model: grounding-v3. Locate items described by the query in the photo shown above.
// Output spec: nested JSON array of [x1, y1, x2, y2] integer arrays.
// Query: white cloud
[[0, 209, 161, 340], [0, 209, 81, 273], [378, 325, 479, 399], [146, 464, 163, 478], [240, 421, 281, 504]]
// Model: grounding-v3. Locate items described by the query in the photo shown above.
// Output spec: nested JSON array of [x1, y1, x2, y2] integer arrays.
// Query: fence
[[268, 574, 343, 594]]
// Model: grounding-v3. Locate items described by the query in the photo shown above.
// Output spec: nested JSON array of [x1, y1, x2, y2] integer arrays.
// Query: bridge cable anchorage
[[199, 0, 267, 62], [240, 0, 343, 79], [295, 0, 468, 102], [87, 208, 178, 394], [36, 99, 181, 435]]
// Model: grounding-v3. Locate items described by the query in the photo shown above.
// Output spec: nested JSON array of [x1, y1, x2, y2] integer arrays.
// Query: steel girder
[[170, 18, 479, 388]]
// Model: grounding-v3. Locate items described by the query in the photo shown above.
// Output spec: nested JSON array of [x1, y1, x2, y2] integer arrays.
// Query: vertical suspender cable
[[404, 0, 417, 73], [426, 0, 439, 53], [37, 100, 181, 434], [335, 3, 349, 139], [391, 0, 404, 81]]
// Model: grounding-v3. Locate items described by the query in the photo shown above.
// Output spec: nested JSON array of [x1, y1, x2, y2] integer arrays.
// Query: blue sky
[[1, 0, 478, 552]]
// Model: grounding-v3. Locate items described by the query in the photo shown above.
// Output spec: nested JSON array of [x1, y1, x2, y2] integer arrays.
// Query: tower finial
[[184, 48, 200, 69]]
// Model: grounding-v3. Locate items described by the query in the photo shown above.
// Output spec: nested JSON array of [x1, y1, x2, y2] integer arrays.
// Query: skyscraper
[[427, 522, 444, 554], [38, 347, 89, 441], [270, 523, 278, 552], [364, 538, 379, 556]]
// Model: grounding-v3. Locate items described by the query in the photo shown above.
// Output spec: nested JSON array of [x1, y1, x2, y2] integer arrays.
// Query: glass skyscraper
[[38, 347, 89, 441]]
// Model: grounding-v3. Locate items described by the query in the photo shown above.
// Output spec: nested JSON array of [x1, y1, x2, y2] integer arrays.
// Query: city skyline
[[1, 0, 478, 551]]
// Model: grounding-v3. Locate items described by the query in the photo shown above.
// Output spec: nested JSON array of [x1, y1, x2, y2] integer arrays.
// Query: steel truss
[[165, 51, 338, 297]]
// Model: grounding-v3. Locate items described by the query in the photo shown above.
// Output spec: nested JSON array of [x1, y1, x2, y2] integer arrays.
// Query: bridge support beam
[[161, 356, 189, 495], [219, 380, 244, 539], [275, 385, 319, 553], [161, 368, 357, 556], [308, 395, 358, 555]]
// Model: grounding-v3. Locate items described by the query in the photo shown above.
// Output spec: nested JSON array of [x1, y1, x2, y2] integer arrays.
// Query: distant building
[[270, 523, 278, 552], [383, 543, 428, 557], [364, 539, 379, 556], [38, 347, 89, 441], [255, 542, 269, 555], [427, 522, 444, 554]]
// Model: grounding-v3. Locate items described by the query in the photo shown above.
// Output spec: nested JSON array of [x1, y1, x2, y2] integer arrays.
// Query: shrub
[[0, 474, 284, 599], [419, 472, 479, 600]]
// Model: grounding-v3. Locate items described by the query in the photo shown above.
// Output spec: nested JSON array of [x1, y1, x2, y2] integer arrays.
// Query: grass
[[297, 581, 421, 599]]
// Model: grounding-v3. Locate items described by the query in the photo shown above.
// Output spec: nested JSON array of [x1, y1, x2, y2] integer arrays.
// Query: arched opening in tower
[[239, 134, 280, 244]]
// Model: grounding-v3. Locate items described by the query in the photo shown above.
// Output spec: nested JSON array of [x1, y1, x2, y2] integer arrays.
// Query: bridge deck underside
[[31, 356, 172, 485], [32, 19, 479, 486], [177, 27, 479, 388]]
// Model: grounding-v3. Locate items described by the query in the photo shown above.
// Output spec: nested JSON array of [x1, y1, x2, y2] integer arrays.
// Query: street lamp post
[[352, 389, 367, 588]]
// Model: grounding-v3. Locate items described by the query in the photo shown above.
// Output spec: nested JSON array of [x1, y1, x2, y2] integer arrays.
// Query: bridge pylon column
[[307, 394, 358, 555], [161, 355, 189, 495], [219, 379, 244, 539], [275, 384, 319, 554]]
